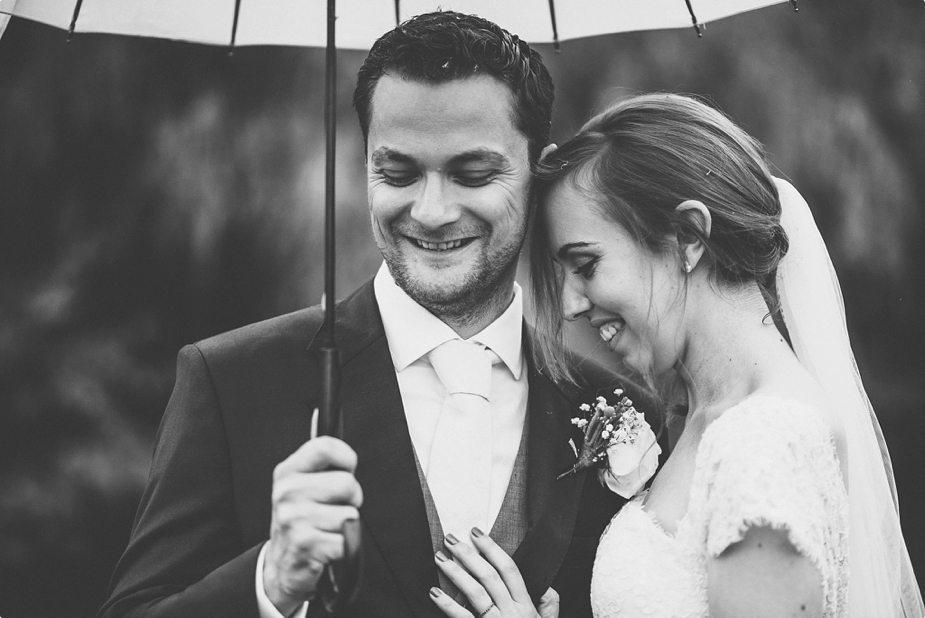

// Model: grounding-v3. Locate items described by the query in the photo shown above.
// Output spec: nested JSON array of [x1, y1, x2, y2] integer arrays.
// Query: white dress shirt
[[375, 263, 529, 528], [257, 263, 528, 617]]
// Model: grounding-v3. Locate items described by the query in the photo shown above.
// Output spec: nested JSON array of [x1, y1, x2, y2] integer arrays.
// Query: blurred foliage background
[[1, 1, 923, 615]]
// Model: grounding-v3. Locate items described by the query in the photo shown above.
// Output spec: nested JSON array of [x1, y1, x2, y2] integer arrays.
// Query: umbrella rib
[[683, 0, 703, 38], [547, 0, 560, 52], [67, 0, 84, 42]]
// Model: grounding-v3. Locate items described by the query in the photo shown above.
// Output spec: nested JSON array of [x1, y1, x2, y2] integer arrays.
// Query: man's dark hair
[[354, 11, 555, 163]]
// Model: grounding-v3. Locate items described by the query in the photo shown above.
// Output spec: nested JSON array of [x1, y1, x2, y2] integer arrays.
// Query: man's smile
[[405, 235, 478, 252]]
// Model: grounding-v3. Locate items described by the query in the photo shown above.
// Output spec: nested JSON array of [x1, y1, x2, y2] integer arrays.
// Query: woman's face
[[543, 181, 687, 376]]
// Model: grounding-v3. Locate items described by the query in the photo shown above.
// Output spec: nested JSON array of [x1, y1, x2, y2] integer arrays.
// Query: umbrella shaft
[[323, 0, 337, 347], [318, 347, 341, 437]]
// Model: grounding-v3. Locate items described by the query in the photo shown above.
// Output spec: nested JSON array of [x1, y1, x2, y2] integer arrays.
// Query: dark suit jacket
[[98, 281, 624, 617]]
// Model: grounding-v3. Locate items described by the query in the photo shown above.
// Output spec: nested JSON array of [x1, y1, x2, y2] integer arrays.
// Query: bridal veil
[[775, 179, 923, 616]]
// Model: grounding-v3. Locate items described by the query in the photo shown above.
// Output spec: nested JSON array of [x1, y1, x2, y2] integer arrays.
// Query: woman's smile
[[594, 318, 626, 346]]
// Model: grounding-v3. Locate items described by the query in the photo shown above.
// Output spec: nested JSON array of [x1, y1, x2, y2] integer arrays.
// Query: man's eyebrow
[[369, 147, 509, 167], [556, 241, 595, 260], [370, 147, 415, 166], [449, 149, 509, 166]]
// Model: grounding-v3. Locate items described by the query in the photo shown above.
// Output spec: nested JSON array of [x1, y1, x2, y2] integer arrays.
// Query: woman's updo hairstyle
[[530, 93, 789, 384]]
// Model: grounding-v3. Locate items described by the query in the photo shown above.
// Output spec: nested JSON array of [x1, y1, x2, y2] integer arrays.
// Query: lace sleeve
[[688, 397, 848, 608]]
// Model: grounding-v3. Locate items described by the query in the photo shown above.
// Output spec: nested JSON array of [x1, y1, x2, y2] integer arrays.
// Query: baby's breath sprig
[[557, 388, 642, 480]]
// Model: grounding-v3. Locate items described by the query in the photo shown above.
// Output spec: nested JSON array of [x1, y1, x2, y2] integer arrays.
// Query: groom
[[99, 12, 623, 618]]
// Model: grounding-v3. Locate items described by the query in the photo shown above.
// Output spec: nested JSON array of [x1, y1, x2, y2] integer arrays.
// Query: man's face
[[366, 74, 531, 316]]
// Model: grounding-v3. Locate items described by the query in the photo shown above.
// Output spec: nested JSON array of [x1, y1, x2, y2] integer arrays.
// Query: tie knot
[[428, 339, 493, 400]]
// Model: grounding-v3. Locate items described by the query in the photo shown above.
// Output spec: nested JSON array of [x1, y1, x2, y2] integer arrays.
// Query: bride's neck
[[674, 282, 792, 418]]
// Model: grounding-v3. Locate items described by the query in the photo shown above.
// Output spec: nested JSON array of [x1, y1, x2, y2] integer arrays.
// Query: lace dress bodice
[[590, 395, 849, 617]]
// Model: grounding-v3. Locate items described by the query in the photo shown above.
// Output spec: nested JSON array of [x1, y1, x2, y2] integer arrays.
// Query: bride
[[429, 94, 923, 617]]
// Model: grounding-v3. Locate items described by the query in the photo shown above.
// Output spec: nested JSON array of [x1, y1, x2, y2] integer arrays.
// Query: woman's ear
[[674, 200, 712, 273]]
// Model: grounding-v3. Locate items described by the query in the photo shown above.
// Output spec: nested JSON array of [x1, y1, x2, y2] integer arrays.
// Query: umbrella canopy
[[2, 0, 792, 48]]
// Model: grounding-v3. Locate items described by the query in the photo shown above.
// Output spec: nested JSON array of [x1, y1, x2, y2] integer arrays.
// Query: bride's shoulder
[[703, 391, 843, 457], [690, 391, 848, 528], [688, 390, 850, 611]]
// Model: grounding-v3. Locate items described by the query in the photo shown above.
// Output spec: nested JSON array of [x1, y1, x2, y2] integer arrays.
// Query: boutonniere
[[557, 389, 662, 499]]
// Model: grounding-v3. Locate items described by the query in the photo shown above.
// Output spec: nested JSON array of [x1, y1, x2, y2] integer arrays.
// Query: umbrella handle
[[315, 346, 364, 613]]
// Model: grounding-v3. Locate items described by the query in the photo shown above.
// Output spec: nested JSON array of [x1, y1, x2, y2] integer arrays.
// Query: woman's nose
[[561, 279, 592, 321], [409, 176, 460, 230]]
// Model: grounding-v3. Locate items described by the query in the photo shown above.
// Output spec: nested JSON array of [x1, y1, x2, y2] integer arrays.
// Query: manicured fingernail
[[435, 550, 449, 562], [444, 533, 459, 545], [471, 527, 484, 538], [430, 586, 443, 598]]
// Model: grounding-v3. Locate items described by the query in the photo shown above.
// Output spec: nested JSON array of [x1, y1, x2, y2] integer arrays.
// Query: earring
[[683, 260, 692, 273]]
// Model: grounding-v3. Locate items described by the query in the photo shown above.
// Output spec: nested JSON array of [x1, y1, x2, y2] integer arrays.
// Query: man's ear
[[539, 143, 558, 161], [674, 200, 712, 272]]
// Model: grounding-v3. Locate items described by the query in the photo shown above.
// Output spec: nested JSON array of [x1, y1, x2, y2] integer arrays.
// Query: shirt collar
[[373, 263, 524, 379]]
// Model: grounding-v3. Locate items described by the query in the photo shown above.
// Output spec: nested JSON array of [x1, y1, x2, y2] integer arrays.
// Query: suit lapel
[[512, 334, 588, 600], [308, 282, 437, 616]]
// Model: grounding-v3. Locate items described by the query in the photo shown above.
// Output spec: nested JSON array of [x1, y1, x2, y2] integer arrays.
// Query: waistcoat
[[414, 425, 529, 605]]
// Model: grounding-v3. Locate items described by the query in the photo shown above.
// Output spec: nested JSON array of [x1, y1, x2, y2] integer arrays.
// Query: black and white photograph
[[1, 1, 923, 616]]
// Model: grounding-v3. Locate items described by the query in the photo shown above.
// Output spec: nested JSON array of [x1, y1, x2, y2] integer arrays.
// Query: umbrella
[[0, 0, 799, 612], [2, 1, 797, 48]]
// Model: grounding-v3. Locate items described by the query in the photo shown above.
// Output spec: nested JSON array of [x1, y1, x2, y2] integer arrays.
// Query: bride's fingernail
[[444, 533, 459, 545], [471, 527, 484, 538], [430, 587, 443, 598], [435, 550, 449, 562]]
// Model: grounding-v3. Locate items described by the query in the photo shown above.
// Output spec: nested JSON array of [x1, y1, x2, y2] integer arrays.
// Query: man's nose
[[409, 176, 461, 229], [561, 278, 592, 322]]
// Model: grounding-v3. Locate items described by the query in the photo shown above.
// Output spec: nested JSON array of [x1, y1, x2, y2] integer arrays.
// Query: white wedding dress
[[590, 394, 849, 617]]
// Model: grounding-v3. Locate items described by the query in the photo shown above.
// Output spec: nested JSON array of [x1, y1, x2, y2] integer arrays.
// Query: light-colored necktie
[[426, 338, 495, 540]]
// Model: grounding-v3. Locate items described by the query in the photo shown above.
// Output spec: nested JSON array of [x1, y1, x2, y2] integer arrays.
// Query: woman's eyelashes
[[573, 256, 600, 279]]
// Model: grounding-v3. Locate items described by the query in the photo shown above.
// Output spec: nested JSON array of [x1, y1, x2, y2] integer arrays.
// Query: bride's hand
[[429, 528, 559, 618]]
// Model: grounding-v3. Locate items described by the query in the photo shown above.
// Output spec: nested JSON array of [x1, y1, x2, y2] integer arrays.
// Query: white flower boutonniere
[[557, 389, 662, 499]]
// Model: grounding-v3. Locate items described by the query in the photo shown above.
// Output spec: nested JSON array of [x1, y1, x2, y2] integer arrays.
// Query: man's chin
[[386, 254, 516, 315], [401, 275, 472, 308]]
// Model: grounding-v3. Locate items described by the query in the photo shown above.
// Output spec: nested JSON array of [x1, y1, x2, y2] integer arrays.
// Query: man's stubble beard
[[383, 232, 525, 330]]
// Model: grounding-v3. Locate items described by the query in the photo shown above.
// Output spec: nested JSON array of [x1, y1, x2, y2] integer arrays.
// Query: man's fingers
[[265, 437, 363, 609], [469, 529, 531, 604], [282, 528, 347, 565], [264, 528, 349, 598], [274, 436, 358, 477], [273, 501, 360, 533], [272, 470, 363, 508], [429, 586, 474, 618]]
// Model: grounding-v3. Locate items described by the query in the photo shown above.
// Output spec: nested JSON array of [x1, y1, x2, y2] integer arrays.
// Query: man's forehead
[[366, 74, 527, 162], [369, 74, 518, 127]]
